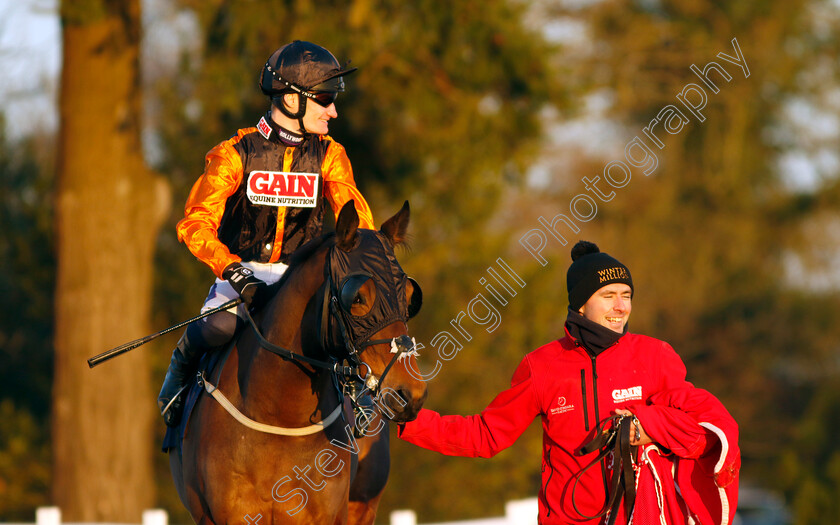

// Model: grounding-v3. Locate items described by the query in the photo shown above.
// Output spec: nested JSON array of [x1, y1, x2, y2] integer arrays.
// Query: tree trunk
[[52, 0, 168, 520]]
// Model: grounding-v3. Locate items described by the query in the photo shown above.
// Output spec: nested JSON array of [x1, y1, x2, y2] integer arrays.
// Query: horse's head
[[320, 200, 427, 423]]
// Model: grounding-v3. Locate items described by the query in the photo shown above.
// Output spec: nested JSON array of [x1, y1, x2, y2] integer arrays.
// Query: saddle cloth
[[161, 348, 226, 453]]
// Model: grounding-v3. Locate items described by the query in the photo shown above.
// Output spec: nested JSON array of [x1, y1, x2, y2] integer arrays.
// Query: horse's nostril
[[398, 388, 411, 405]]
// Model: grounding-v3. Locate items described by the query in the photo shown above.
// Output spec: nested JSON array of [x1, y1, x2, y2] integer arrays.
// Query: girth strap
[[572, 415, 638, 525]]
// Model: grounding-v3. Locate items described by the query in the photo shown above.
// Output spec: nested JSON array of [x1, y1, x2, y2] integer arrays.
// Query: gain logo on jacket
[[247, 171, 319, 208], [612, 386, 643, 403]]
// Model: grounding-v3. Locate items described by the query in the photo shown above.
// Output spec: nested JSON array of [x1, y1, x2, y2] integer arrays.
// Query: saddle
[[572, 415, 638, 525]]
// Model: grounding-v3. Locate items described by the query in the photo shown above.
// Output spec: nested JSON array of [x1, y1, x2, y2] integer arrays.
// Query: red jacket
[[398, 328, 738, 524], [628, 388, 740, 525]]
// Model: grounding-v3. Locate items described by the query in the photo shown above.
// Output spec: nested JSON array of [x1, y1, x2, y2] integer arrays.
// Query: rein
[[241, 306, 359, 378], [571, 414, 638, 525], [201, 251, 416, 437]]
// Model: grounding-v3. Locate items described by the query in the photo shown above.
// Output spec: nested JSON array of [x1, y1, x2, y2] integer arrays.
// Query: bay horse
[[169, 201, 427, 524]]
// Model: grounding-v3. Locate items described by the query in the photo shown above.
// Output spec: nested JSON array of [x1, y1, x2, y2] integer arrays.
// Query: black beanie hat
[[566, 241, 633, 311]]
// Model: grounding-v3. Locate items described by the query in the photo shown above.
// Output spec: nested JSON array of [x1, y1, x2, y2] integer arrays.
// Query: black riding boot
[[158, 331, 203, 427]]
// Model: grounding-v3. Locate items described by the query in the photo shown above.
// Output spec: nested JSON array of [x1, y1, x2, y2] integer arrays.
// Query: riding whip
[[86, 298, 242, 368]]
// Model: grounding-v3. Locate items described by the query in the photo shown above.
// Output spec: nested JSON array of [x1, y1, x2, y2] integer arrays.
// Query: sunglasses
[[308, 91, 338, 108]]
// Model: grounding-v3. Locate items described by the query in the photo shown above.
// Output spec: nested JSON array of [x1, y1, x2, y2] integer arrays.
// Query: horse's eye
[[407, 277, 422, 319], [339, 273, 374, 315]]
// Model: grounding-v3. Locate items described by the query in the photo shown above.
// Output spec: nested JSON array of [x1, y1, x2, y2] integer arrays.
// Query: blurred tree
[[51, 0, 168, 520]]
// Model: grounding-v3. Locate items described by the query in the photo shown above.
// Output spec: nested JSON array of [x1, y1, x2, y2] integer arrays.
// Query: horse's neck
[[236, 252, 338, 424]]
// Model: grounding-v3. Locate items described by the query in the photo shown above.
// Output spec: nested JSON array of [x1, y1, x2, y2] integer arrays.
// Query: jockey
[[158, 41, 375, 427]]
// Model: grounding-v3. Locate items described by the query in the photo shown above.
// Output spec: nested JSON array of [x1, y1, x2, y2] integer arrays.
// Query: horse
[[168, 200, 428, 524]]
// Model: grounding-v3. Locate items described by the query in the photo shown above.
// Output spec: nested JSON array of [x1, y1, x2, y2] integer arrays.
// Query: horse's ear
[[336, 200, 360, 251], [380, 200, 410, 245]]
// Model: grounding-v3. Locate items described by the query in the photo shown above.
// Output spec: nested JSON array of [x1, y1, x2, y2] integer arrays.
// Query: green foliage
[[60, 0, 108, 26], [0, 118, 56, 521], [0, 400, 50, 520], [0, 121, 55, 420]]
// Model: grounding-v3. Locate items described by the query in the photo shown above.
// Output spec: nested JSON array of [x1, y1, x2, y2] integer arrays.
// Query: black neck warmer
[[264, 111, 307, 146], [565, 308, 627, 356], [277, 125, 305, 146]]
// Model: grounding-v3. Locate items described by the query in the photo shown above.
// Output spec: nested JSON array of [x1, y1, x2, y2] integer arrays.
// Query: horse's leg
[[179, 391, 233, 525], [168, 447, 189, 509], [348, 492, 385, 525], [196, 515, 216, 525], [169, 406, 212, 524], [347, 424, 391, 525]]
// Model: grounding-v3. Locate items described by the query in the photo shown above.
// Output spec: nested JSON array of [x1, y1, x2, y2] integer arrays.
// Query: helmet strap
[[277, 93, 306, 120], [274, 94, 308, 134]]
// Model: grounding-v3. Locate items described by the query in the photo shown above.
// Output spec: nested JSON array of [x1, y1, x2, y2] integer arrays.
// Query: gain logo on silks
[[247, 171, 319, 208]]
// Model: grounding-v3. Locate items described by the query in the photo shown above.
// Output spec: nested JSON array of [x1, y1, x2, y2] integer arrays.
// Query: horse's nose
[[394, 384, 427, 421]]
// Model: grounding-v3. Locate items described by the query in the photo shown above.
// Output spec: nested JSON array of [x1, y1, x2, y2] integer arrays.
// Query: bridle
[[238, 240, 420, 435], [318, 241, 420, 434], [571, 414, 639, 525]]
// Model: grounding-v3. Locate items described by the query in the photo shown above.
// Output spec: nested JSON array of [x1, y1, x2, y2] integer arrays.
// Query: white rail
[[5, 508, 167, 525], [389, 498, 538, 525], [12, 501, 538, 525]]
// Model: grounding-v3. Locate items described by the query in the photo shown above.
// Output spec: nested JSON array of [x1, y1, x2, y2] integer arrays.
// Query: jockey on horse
[[158, 40, 375, 427]]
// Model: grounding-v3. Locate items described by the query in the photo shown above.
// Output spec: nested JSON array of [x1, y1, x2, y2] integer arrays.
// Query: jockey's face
[[301, 95, 337, 135], [579, 283, 632, 333], [276, 93, 337, 135]]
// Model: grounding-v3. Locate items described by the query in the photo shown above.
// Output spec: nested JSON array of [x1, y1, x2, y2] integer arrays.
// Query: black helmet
[[260, 41, 357, 124]]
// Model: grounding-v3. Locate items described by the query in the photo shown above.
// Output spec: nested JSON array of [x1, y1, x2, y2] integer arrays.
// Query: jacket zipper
[[590, 354, 610, 493], [580, 368, 589, 432], [542, 447, 553, 517], [590, 354, 600, 430]]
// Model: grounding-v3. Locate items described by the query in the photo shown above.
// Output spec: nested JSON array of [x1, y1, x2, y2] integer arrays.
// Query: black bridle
[[239, 240, 419, 434], [571, 414, 639, 524]]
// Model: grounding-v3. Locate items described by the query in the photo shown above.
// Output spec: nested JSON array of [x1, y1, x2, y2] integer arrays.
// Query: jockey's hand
[[614, 408, 652, 446], [223, 263, 267, 306]]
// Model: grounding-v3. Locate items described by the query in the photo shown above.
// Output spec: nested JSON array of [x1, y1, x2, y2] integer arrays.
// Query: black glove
[[222, 263, 267, 306]]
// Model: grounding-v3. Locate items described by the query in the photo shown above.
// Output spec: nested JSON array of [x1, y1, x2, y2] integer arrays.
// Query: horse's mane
[[267, 232, 337, 294], [266, 227, 410, 297]]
